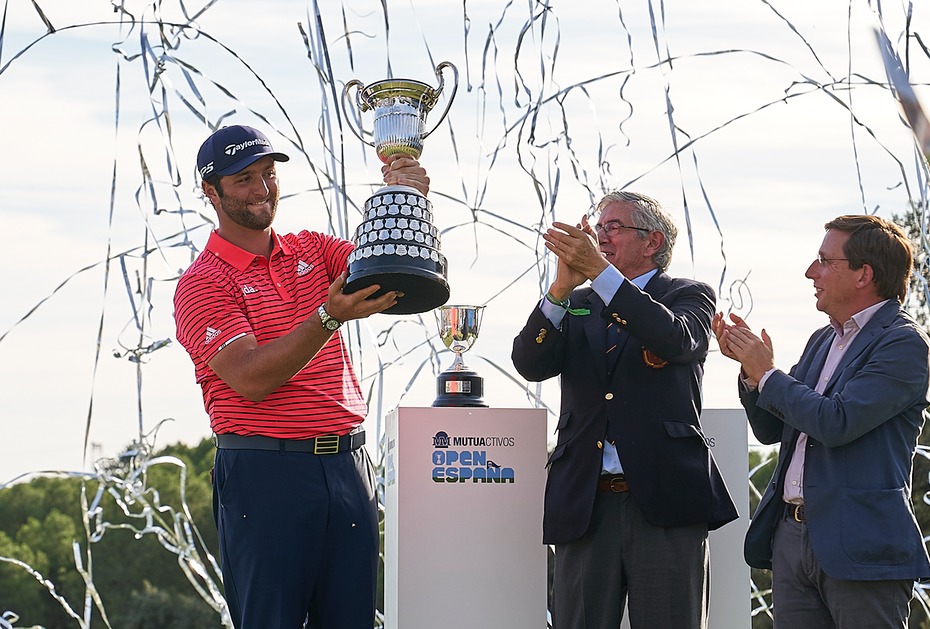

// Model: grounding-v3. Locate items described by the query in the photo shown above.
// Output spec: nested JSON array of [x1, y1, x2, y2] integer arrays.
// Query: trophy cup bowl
[[341, 62, 458, 315], [433, 305, 487, 408]]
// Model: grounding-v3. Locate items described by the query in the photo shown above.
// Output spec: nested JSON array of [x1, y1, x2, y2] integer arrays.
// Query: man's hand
[[546, 216, 597, 300], [382, 155, 430, 196], [544, 217, 609, 286], [325, 271, 401, 322], [712, 311, 748, 361], [717, 314, 775, 383], [546, 256, 587, 301]]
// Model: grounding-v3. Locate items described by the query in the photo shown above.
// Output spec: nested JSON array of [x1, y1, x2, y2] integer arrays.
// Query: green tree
[[887, 206, 930, 628], [0, 530, 47, 625], [893, 203, 930, 328], [120, 581, 223, 628], [0, 437, 222, 626]]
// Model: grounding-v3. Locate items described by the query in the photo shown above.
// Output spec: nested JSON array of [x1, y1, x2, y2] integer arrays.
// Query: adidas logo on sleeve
[[205, 327, 220, 345]]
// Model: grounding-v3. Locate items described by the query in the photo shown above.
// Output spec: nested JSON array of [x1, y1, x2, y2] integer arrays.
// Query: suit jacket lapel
[[579, 291, 609, 381], [801, 333, 833, 388], [822, 300, 898, 394]]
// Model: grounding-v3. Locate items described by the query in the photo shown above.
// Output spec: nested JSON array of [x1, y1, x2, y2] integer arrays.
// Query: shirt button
[[792, 480, 798, 486], [605, 393, 614, 400]]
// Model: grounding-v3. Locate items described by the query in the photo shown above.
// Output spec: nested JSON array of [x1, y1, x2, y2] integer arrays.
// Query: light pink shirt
[[763, 300, 889, 504]]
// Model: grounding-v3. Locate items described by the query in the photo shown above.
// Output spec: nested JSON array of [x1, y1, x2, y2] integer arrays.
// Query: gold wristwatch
[[318, 304, 342, 331]]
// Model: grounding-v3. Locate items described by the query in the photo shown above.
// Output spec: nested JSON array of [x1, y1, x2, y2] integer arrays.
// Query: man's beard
[[219, 190, 279, 230]]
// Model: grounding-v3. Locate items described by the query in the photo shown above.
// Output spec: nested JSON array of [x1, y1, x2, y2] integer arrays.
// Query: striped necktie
[[606, 321, 618, 355]]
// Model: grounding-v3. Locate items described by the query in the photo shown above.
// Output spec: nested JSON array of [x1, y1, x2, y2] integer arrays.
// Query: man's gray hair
[[596, 191, 678, 271]]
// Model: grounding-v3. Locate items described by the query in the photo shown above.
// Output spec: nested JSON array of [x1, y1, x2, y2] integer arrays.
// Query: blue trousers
[[213, 446, 379, 629]]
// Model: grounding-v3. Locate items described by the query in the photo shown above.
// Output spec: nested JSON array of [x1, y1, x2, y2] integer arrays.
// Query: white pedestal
[[384, 406, 548, 629], [384, 407, 749, 628]]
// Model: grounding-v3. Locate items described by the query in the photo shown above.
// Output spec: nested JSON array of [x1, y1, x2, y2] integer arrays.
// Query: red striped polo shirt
[[173, 229, 366, 438]]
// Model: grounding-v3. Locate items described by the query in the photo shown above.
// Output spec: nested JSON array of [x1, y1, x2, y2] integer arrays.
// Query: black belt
[[785, 502, 806, 523], [214, 430, 365, 455], [597, 474, 629, 493]]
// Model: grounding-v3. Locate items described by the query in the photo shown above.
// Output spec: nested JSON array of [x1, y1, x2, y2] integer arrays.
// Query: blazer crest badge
[[642, 347, 668, 369]]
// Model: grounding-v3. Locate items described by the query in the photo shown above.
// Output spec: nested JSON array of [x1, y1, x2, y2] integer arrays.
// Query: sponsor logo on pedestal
[[430, 431, 516, 484]]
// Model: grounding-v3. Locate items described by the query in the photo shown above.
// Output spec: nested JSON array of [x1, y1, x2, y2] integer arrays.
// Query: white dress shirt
[[540, 266, 659, 474]]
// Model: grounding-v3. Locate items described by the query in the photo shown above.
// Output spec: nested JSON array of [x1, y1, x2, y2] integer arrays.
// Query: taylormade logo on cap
[[225, 138, 271, 156], [197, 125, 289, 180]]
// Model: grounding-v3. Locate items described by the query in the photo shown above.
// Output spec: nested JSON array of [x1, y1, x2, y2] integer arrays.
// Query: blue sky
[[0, 0, 928, 482]]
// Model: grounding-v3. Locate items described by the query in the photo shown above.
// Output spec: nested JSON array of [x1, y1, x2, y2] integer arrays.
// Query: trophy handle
[[341, 78, 376, 149], [422, 61, 459, 140]]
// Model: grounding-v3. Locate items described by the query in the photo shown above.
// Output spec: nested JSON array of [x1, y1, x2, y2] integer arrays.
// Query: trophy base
[[344, 184, 450, 315], [344, 265, 450, 315], [432, 369, 487, 407]]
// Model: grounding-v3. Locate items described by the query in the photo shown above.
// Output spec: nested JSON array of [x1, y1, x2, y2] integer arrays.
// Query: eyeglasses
[[815, 254, 849, 267], [594, 220, 650, 237]]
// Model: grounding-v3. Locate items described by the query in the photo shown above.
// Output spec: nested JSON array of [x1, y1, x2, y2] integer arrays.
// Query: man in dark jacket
[[512, 191, 737, 629]]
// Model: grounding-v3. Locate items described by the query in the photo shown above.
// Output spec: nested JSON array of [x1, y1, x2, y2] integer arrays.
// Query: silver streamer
[[0, 0, 928, 627]]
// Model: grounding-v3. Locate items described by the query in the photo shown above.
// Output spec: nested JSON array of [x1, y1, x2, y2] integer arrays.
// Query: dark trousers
[[213, 447, 379, 629], [772, 514, 914, 628], [551, 490, 709, 629]]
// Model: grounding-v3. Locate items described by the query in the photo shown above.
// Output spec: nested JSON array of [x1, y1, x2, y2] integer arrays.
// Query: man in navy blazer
[[512, 191, 737, 629], [715, 214, 930, 628]]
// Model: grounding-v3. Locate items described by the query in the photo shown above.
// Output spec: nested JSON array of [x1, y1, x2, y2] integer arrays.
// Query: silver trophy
[[341, 62, 459, 315], [433, 305, 487, 407]]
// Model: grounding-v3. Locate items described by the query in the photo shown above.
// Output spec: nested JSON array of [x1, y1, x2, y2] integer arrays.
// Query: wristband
[[545, 292, 570, 309], [544, 292, 590, 316]]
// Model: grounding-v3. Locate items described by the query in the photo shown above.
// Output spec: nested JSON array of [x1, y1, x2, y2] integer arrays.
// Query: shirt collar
[[829, 299, 889, 337], [204, 229, 291, 270], [630, 268, 659, 290]]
